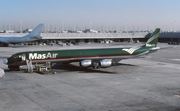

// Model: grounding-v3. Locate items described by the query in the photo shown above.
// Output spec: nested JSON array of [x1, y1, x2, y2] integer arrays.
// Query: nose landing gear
[[8, 65, 20, 71]]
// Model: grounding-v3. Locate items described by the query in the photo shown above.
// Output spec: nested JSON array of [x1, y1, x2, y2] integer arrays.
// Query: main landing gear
[[8, 59, 33, 72], [35, 62, 54, 74], [92, 62, 100, 69]]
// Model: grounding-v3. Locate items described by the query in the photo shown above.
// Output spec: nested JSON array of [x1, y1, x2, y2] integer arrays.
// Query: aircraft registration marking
[[29, 52, 58, 60]]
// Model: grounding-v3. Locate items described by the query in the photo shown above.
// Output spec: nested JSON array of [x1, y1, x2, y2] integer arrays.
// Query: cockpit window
[[12, 55, 18, 59]]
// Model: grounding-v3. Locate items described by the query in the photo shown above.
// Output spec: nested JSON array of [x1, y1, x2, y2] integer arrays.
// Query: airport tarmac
[[0, 43, 180, 111]]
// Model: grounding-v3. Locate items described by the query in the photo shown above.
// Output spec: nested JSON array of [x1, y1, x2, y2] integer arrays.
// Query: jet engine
[[80, 60, 92, 67], [99, 59, 112, 67]]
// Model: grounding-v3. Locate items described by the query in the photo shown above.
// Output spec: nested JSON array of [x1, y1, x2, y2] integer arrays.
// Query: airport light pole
[[13, 25, 15, 32], [125, 23, 127, 33], [54, 27, 56, 33], [133, 26, 134, 33], [19, 22, 22, 32], [90, 22, 92, 29], [62, 22, 64, 31], [174, 21, 176, 32], [50, 25, 52, 33]]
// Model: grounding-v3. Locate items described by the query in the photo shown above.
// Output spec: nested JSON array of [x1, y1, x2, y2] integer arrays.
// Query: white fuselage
[[0, 35, 40, 44], [0, 24, 44, 45]]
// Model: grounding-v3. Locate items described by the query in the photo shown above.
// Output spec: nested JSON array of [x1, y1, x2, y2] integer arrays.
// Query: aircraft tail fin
[[144, 28, 160, 47], [122, 28, 160, 55], [27, 24, 44, 39]]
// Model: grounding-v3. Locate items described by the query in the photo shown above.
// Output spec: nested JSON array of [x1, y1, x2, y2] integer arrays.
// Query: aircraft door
[[22, 54, 26, 61]]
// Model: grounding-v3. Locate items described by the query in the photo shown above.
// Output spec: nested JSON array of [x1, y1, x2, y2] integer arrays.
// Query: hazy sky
[[0, 0, 180, 31]]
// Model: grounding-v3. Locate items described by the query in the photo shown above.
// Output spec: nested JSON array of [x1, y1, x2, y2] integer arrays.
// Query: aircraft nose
[[3, 59, 8, 64]]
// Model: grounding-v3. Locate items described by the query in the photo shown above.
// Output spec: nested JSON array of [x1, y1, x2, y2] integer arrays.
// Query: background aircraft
[[3, 28, 160, 72], [0, 24, 44, 46]]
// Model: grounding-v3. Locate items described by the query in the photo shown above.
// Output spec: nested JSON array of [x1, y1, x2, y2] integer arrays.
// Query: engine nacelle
[[99, 59, 112, 67], [80, 60, 92, 67]]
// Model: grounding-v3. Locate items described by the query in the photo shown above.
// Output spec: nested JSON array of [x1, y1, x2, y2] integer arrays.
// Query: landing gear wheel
[[10, 68, 13, 71], [92, 62, 100, 69], [15, 67, 20, 71]]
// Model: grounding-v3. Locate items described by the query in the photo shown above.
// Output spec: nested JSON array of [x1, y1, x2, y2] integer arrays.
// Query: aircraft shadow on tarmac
[[3, 63, 137, 74], [51, 63, 137, 74]]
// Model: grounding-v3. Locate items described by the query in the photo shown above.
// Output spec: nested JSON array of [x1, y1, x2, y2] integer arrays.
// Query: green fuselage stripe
[[7, 47, 151, 65]]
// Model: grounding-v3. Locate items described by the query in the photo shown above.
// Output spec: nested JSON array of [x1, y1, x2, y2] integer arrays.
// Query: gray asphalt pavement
[[0, 43, 179, 111]]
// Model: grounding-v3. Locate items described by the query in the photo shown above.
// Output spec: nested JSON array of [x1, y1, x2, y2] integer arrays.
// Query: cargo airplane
[[0, 24, 44, 46], [3, 28, 160, 71]]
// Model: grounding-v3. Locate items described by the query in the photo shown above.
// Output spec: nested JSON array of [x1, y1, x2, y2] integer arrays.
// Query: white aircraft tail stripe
[[145, 28, 160, 46], [146, 33, 157, 44], [129, 46, 141, 54], [122, 46, 141, 54]]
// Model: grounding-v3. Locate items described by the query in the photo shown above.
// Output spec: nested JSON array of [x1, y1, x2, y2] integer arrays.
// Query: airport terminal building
[[0, 30, 180, 45]]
